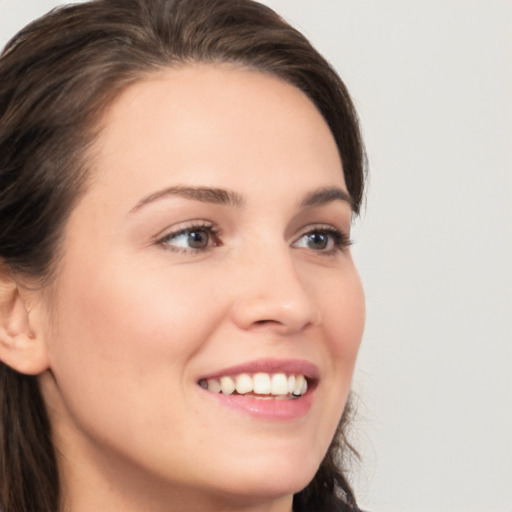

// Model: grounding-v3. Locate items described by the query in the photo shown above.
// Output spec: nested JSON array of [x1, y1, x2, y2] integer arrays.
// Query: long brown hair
[[0, 1, 366, 510]]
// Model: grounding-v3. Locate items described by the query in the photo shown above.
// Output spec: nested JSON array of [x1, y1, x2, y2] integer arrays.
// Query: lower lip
[[200, 389, 315, 420]]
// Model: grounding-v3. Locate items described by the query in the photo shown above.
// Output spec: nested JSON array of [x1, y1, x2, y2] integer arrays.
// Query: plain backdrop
[[1, 1, 511, 511]]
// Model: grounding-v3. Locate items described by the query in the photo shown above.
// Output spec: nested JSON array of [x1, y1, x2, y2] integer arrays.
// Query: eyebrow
[[299, 186, 354, 210], [130, 184, 353, 214], [130, 185, 245, 213]]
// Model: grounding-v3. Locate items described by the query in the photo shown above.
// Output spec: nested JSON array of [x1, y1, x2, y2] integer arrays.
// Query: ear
[[0, 267, 50, 375]]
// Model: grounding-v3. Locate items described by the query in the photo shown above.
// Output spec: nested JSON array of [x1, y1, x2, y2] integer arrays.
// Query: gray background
[[1, 1, 511, 511]]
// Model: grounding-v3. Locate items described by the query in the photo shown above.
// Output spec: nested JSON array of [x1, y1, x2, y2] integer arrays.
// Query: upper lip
[[197, 358, 320, 382]]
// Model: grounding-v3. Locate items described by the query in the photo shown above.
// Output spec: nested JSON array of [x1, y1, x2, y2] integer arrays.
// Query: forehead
[[88, 63, 345, 202]]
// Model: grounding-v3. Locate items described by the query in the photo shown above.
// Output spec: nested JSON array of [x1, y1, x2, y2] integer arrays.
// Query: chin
[[206, 449, 321, 502]]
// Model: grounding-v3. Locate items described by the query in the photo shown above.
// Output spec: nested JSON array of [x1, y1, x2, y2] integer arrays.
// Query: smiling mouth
[[198, 372, 310, 399]]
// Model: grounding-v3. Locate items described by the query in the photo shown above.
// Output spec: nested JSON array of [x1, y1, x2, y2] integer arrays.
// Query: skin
[[29, 64, 366, 512]]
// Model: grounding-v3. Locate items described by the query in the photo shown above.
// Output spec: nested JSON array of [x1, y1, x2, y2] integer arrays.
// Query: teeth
[[207, 378, 221, 393], [253, 373, 271, 394], [293, 374, 307, 396], [201, 372, 309, 398], [287, 375, 296, 393], [220, 376, 235, 395], [271, 373, 288, 395], [235, 374, 253, 394]]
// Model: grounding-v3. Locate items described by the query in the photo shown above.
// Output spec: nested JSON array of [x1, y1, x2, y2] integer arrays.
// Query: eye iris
[[307, 232, 328, 250], [187, 230, 209, 248]]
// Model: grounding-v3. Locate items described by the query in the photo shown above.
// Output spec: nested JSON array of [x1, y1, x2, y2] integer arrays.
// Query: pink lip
[[197, 358, 319, 421], [204, 391, 315, 420], [197, 358, 320, 381]]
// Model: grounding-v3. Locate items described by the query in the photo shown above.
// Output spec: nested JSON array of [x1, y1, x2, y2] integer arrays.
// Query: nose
[[229, 243, 320, 335]]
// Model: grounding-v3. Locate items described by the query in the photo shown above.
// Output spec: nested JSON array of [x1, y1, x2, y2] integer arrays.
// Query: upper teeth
[[200, 373, 308, 397]]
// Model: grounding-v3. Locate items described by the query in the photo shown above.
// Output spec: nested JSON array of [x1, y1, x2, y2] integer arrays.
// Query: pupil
[[308, 232, 327, 250], [188, 230, 208, 248]]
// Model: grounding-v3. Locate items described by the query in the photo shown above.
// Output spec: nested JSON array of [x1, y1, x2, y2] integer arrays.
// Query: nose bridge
[[230, 238, 319, 333]]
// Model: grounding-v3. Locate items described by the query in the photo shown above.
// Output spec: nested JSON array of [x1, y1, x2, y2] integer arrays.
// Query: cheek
[[316, 264, 365, 363], [42, 257, 236, 477], [298, 279, 364, 478], [314, 266, 365, 430], [45, 257, 228, 419], [53, 256, 221, 353]]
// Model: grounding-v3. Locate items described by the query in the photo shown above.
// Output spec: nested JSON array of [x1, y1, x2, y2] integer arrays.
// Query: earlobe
[[0, 268, 50, 375]]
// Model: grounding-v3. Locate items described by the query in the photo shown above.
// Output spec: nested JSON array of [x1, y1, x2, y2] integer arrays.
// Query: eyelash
[[156, 222, 351, 255], [292, 225, 352, 256], [157, 221, 222, 254]]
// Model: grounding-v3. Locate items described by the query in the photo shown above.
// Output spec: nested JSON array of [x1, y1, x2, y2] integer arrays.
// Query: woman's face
[[37, 64, 365, 510]]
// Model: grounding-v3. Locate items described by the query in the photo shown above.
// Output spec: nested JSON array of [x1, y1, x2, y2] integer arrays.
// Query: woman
[[0, 0, 367, 511]]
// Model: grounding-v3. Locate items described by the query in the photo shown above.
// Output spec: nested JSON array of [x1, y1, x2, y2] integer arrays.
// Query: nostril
[[253, 319, 283, 327]]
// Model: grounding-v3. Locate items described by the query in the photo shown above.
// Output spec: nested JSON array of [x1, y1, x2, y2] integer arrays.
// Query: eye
[[157, 223, 221, 253], [293, 226, 351, 255]]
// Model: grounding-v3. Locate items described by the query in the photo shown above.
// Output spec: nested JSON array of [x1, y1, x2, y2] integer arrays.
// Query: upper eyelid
[[293, 223, 349, 238], [153, 220, 350, 248], [292, 224, 352, 250], [154, 220, 216, 242], [156, 224, 221, 254]]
